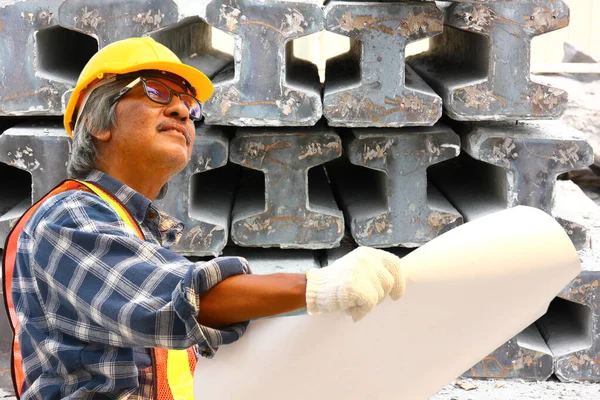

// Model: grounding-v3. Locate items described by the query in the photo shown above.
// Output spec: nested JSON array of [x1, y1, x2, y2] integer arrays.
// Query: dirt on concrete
[[535, 74, 600, 169], [431, 378, 600, 399]]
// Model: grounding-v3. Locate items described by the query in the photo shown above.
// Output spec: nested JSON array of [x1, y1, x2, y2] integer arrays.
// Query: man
[[3, 37, 405, 399]]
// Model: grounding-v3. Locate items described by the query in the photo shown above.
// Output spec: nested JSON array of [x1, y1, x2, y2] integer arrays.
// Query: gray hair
[[67, 79, 126, 178], [67, 77, 168, 199]]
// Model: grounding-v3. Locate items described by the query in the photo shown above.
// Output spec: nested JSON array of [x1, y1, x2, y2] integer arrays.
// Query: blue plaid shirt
[[12, 170, 250, 399]]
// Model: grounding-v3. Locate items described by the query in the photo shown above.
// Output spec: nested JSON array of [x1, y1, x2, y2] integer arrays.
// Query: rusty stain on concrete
[[303, 215, 339, 232], [220, 4, 307, 39], [530, 86, 566, 114], [0, 86, 59, 103], [427, 211, 455, 229], [563, 279, 600, 304], [245, 141, 266, 158], [243, 139, 291, 165], [552, 143, 580, 167], [565, 353, 600, 374], [280, 9, 306, 36], [219, 4, 241, 31], [457, 5, 495, 33], [275, 90, 305, 116], [243, 217, 274, 233], [332, 10, 440, 37], [360, 214, 392, 238], [401, 11, 442, 35], [363, 139, 394, 162], [132, 9, 164, 33], [186, 225, 220, 248], [330, 93, 438, 123], [468, 347, 550, 379], [219, 87, 303, 116], [334, 92, 362, 118], [298, 141, 340, 160], [525, 7, 568, 33], [334, 11, 377, 33], [456, 84, 500, 110], [220, 87, 241, 115], [73, 6, 101, 30], [491, 138, 518, 162]]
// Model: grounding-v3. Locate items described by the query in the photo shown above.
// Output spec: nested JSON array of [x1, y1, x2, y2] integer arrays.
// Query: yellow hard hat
[[63, 37, 213, 137]]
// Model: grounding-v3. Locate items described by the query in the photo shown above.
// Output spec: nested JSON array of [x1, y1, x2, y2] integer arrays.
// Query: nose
[[163, 94, 190, 122]]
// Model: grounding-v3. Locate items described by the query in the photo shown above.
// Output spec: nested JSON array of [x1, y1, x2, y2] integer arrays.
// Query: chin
[[159, 148, 190, 174]]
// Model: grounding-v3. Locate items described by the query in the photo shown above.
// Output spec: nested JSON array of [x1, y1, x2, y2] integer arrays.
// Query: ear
[[91, 129, 111, 142], [82, 116, 112, 142]]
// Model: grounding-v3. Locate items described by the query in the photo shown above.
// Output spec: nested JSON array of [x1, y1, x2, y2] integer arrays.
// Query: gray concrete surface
[[230, 127, 344, 249], [409, 1, 570, 121], [323, 1, 443, 127], [202, 0, 323, 126], [327, 124, 462, 247]]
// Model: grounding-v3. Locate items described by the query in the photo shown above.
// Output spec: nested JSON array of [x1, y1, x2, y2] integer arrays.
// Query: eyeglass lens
[[143, 79, 202, 120]]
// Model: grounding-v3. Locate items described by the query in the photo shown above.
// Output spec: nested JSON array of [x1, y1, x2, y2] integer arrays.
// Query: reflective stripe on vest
[[1, 180, 196, 399]]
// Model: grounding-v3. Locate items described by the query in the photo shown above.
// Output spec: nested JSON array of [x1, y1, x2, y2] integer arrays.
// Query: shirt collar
[[80, 170, 152, 224]]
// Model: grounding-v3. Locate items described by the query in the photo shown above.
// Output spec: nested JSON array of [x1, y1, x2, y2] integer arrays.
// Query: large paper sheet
[[194, 206, 581, 399]]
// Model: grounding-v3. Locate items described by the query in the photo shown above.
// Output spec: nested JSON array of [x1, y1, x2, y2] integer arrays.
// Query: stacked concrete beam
[[202, 0, 323, 126], [327, 124, 462, 247], [0, 124, 71, 245], [229, 127, 344, 249], [0, 0, 79, 115], [429, 122, 594, 250], [466, 324, 554, 380], [550, 261, 600, 381], [408, 0, 570, 121], [323, 1, 443, 127]]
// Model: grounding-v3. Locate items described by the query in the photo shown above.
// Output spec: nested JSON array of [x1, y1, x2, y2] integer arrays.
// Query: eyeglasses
[[110, 77, 203, 120]]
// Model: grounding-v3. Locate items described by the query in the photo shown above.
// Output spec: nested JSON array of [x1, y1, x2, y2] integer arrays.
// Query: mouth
[[157, 122, 191, 145]]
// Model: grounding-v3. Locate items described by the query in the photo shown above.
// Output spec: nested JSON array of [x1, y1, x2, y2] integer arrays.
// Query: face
[[106, 76, 196, 178]]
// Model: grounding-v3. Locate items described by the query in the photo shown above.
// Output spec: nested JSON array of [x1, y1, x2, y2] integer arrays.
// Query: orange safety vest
[[2, 180, 197, 399]]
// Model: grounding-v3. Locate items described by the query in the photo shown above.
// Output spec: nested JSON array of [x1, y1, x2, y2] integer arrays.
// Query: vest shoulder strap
[[73, 180, 145, 240]]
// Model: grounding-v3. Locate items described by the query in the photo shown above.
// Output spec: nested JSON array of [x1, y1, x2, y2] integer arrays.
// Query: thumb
[[348, 305, 371, 322], [376, 249, 406, 300]]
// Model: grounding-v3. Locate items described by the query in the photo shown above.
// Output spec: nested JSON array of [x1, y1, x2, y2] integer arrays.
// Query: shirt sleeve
[[21, 190, 250, 357]]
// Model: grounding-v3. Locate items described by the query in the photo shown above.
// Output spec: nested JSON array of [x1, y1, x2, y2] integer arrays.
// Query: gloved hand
[[305, 246, 405, 322]]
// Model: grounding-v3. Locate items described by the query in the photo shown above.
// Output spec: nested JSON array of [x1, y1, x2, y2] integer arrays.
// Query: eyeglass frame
[[109, 73, 203, 121]]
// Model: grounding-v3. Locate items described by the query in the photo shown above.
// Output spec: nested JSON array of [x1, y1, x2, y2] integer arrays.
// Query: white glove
[[305, 247, 405, 322]]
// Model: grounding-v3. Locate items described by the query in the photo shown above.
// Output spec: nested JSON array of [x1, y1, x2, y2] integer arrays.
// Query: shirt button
[[147, 210, 157, 220]]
